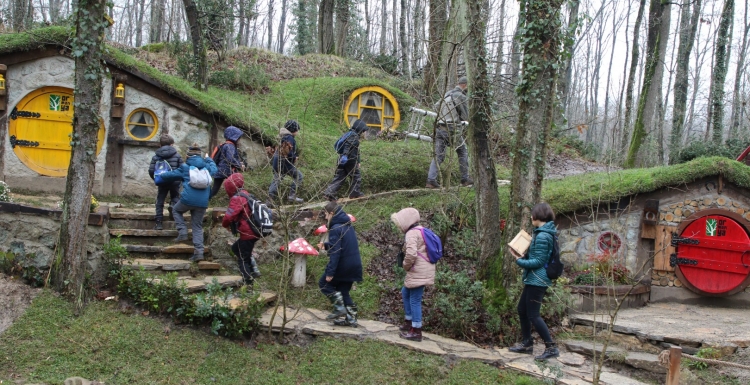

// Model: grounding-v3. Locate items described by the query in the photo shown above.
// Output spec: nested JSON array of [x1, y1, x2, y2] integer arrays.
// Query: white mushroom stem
[[291, 254, 307, 288]]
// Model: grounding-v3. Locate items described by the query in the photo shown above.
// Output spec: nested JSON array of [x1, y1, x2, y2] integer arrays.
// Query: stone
[[703, 198, 712, 205], [557, 352, 586, 367], [651, 279, 660, 286], [623, 351, 667, 374], [374, 332, 447, 355], [126, 258, 190, 271], [303, 321, 368, 337], [669, 204, 677, 209], [422, 332, 480, 352], [702, 342, 738, 357], [599, 372, 650, 385], [738, 208, 746, 215], [690, 201, 698, 207], [358, 320, 397, 333], [668, 280, 674, 287], [683, 209, 693, 217], [110, 228, 189, 237], [657, 271, 666, 277], [197, 261, 221, 270], [450, 349, 503, 364]]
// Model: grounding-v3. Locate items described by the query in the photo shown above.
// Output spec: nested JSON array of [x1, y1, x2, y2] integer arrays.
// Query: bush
[[140, 42, 166, 53], [209, 64, 270, 92], [571, 253, 632, 286], [0, 248, 45, 287], [370, 54, 399, 75], [672, 138, 749, 164], [0, 181, 12, 202], [430, 267, 485, 339]]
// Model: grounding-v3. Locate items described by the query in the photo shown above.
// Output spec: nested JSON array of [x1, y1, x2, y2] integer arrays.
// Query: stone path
[[257, 306, 649, 385]]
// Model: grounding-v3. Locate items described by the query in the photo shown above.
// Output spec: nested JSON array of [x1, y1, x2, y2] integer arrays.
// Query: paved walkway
[[258, 306, 648, 385]]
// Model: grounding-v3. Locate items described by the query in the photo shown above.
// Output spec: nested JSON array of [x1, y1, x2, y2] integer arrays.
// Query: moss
[[0, 26, 73, 54]]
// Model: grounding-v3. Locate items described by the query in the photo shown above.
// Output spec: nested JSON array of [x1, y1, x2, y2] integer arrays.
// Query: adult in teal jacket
[[509, 203, 559, 361], [159, 143, 218, 262]]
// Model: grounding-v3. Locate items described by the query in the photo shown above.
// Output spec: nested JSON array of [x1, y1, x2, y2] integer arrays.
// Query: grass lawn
[[0, 292, 543, 385]]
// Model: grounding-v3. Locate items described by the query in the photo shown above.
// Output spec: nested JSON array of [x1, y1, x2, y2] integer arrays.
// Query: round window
[[343, 86, 400, 132], [126, 109, 159, 140], [597, 232, 622, 253]]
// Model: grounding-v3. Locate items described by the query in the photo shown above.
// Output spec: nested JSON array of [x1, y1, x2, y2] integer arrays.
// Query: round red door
[[673, 215, 750, 296]]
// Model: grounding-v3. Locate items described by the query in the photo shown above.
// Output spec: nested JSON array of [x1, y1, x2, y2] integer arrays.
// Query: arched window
[[344, 86, 400, 132], [126, 108, 159, 140]]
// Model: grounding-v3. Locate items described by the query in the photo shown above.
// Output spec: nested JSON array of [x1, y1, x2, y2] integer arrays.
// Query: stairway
[[109, 209, 241, 291]]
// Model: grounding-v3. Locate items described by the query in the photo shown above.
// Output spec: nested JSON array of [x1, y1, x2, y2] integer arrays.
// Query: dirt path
[[0, 274, 41, 335]]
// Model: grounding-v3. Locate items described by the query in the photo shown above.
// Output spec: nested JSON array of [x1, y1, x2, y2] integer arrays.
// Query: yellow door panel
[[8, 87, 105, 177]]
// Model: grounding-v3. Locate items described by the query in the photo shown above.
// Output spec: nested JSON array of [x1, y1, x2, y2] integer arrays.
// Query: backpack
[[415, 226, 443, 264], [279, 138, 293, 157], [153, 159, 172, 185], [545, 234, 564, 280], [211, 143, 226, 162], [437, 94, 460, 123], [188, 166, 212, 189], [334, 131, 354, 154], [237, 191, 273, 237]]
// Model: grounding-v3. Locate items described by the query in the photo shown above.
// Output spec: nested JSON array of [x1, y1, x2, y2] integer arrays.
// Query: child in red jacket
[[222, 172, 261, 285]]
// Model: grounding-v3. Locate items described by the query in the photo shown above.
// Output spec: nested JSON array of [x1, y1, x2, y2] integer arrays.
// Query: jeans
[[268, 158, 303, 198], [517, 284, 553, 343], [427, 127, 470, 183], [324, 161, 362, 198], [209, 177, 226, 200], [319, 276, 354, 306], [232, 239, 257, 282], [155, 182, 180, 222], [172, 201, 207, 256], [401, 285, 425, 328]]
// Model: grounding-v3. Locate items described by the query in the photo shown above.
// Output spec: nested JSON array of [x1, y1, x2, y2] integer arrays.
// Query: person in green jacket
[[508, 202, 559, 361]]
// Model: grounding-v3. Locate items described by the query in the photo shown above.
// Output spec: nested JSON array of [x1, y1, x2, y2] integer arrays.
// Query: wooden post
[[666, 346, 682, 385]]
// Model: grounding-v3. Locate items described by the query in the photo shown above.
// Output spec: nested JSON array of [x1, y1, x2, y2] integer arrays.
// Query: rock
[[623, 351, 667, 374], [557, 352, 586, 367], [702, 342, 738, 357], [599, 372, 650, 385], [374, 332, 447, 355], [303, 321, 368, 337]]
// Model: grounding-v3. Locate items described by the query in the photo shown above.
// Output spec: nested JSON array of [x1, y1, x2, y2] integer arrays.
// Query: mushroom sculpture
[[287, 238, 319, 288], [313, 214, 356, 235]]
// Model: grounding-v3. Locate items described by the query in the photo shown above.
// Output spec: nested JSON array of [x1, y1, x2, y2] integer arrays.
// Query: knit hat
[[458, 76, 468, 85], [285, 120, 300, 133], [159, 134, 174, 146], [187, 143, 202, 157]]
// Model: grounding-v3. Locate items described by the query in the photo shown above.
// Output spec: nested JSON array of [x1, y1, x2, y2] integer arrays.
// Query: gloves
[[339, 155, 348, 165]]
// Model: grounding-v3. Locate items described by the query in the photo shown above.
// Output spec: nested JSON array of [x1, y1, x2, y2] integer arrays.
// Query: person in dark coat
[[268, 120, 304, 205], [222, 172, 261, 285], [149, 134, 183, 229], [159, 143, 218, 262], [509, 202, 559, 361], [318, 202, 363, 327], [323, 119, 368, 201], [210, 126, 245, 199]]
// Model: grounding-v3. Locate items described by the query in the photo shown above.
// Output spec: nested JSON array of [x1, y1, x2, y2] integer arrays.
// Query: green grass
[[0, 292, 542, 385]]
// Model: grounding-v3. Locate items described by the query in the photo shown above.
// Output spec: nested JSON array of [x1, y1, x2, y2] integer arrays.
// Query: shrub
[[571, 253, 631, 286], [209, 64, 270, 92], [0, 249, 45, 287], [672, 138, 749, 164], [90, 195, 99, 213], [141, 42, 166, 53], [103, 236, 128, 277], [0, 181, 12, 202], [688, 347, 721, 370], [430, 267, 485, 339], [370, 54, 399, 75]]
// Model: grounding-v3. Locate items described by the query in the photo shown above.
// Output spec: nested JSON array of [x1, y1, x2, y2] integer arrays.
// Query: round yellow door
[[8, 87, 105, 177]]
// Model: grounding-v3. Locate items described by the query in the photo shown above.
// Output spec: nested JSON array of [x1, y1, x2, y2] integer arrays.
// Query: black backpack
[[545, 234, 564, 280], [236, 191, 273, 238]]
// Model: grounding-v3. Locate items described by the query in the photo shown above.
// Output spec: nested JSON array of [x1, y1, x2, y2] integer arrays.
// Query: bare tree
[[729, 0, 750, 138], [268, 0, 275, 49], [424, 0, 447, 98], [278, 0, 289, 53], [620, 0, 647, 156], [318, 0, 334, 53], [135, 0, 146, 46], [708, 0, 735, 144], [334, 0, 349, 56], [559, 0, 580, 123], [183, 0, 209, 90], [12, 0, 34, 30], [399, 0, 408, 73], [379, 0, 387, 54]]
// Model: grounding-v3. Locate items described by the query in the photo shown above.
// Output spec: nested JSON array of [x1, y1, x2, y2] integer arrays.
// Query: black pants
[[231, 239, 257, 282], [318, 275, 354, 306], [324, 161, 362, 198], [209, 177, 226, 200], [517, 284, 553, 343], [155, 182, 180, 222]]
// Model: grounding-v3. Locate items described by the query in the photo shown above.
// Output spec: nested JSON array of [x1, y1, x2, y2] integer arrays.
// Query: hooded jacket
[[215, 126, 244, 178], [222, 173, 258, 241], [338, 119, 368, 165], [391, 208, 435, 288], [148, 145, 183, 180], [323, 208, 363, 281], [272, 127, 298, 168], [516, 221, 557, 287], [159, 155, 218, 208]]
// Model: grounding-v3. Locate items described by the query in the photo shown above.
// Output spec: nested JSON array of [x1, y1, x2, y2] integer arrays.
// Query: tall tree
[[135, 0, 146, 46], [183, 0, 208, 90], [492, 0, 506, 85], [51, 0, 109, 312], [278, 0, 289, 53], [334, 0, 350, 56], [295, 0, 314, 54], [424, 0, 447, 98], [505, 0, 565, 290], [625, 0, 671, 168], [150, 0, 167, 43], [268, 0, 275, 50], [364, 0, 371, 50], [620, 0, 647, 156], [50, 0, 63, 22], [729, 0, 750, 138], [399, 0, 408, 73], [708, 0, 735, 144], [558, 0, 580, 123], [379, 0, 387, 54], [12, 0, 34, 31], [318, 0, 335, 53], [669, 0, 702, 162]]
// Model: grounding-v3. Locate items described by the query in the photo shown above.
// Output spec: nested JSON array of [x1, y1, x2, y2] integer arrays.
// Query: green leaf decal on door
[[706, 218, 718, 236], [49, 95, 61, 111]]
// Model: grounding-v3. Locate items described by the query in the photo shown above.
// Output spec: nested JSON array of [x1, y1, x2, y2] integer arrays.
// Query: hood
[[390, 208, 420, 233], [329, 209, 352, 227], [351, 119, 368, 135], [155, 145, 177, 158], [279, 127, 293, 138], [186, 155, 207, 168], [224, 172, 244, 196], [534, 221, 558, 236], [224, 126, 243, 142]]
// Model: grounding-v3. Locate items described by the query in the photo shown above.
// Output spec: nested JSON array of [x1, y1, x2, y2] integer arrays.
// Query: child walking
[[391, 207, 435, 342], [210, 126, 245, 200], [222, 172, 261, 285], [268, 120, 304, 205], [323, 119, 368, 201], [148, 134, 182, 230], [319, 202, 363, 327]]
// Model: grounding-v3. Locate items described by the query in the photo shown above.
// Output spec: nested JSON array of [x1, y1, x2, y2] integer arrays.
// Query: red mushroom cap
[[286, 238, 319, 255], [348, 214, 356, 222], [314, 225, 328, 235]]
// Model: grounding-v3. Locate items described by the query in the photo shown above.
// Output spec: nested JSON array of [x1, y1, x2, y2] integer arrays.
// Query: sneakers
[[190, 253, 204, 262], [250, 255, 261, 278], [348, 192, 365, 199], [154, 221, 163, 230], [426, 180, 440, 189], [535, 342, 559, 361], [461, 178, 474, 187], [508, 340, 534, 355], [399, 327, 422, 342], [174, 233, 189, 243]]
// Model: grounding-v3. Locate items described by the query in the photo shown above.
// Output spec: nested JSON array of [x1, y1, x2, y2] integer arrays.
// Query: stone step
[[123, 244, 210, 255], [562, 340, 666, 374], [123, 259, 220, 273], [110, 211, 212, 221], [109, 219, 180, 230], [223, 291, 277, 308], [149, 275, 244, 293], [110, 229, 193, 237]]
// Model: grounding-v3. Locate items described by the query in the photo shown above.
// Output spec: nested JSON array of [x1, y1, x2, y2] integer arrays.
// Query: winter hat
[[458, 76, 468, 85], [351, 119, 368, 134], [285, 120, 300, 133], [159, 134, 174, 146], [187, 143, 202, 157]]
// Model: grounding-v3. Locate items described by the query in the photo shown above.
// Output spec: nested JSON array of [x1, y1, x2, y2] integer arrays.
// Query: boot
[[174, 233, 189, 242], [154, 221, 163, 230], [167, 206, 174, 220], [461, 178, 474, 187], [535, 342, 559, 361], [508, 339, 534, 355], [287, 194, 304, 203], [399, 327, 422, 342], [425, 180, 440, 189], [398, 320, 412, 332], [250, 256, 261, 278], [190, 253, 204, 263], [333, 305, 358, 327], [348, 192, 365, 199], [325, 292, 347, 319]]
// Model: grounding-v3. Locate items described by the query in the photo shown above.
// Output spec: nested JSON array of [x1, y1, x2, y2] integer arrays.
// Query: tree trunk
[[238, 0, 246, 47], [12, 0, 34, 31], [379, 0, 387, 54], [399, 0, 408, 73], [135, 0, 146, 46], [507, 3, 525, 85], [505, 0, 565, 291], [709, 0, 735, 144], [392, 0, 398, 54], [182, 0, 208, 90], [729, 1, 749, 138], [669, 0, 702, 163], [424, 0, 447, 98], [51, 0, 108, 313], [625, 0, 671, 168], [295, 0, 311, 54], [50, 0, 62, 22], [364, 0, 371, 51], [150, 0, 167, 43], [603, 6, 618, 154], [558, 0, 580, 125], [621, 0, 647, 157], [278, 0, 289, 53], [268, 0, 275, 50], [318, 0, 335, 53], [492, 0, 506, 85], [334, 0, 349, 56], [411, 0, 423, 74]]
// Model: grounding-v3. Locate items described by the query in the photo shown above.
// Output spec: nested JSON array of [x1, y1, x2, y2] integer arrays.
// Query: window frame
[[343, 86, 401, 131], [125, 108, 159, 141]]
